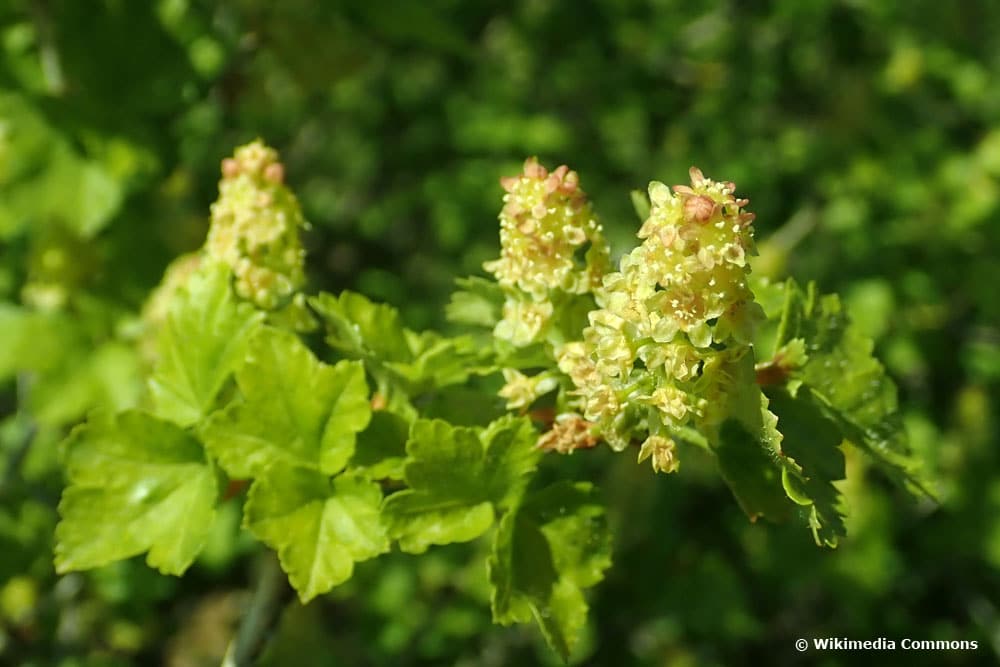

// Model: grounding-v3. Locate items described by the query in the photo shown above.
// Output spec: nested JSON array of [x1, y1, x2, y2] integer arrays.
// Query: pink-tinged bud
[[264, 162, 285, 184], [207, 140, 307, 310], [485, 156, 610, 303], [537, 414, 598, 454], [684, 195, 717, 223], [222, 158, 240, 178], [523, 157, 546, 179], [689, 166, 707, 187]]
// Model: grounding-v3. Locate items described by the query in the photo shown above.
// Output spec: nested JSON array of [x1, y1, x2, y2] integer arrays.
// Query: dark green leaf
[[488, 481, 611, 660]]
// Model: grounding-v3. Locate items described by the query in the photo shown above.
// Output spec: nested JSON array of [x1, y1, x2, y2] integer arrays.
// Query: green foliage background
[[1, 0, 998, 665]]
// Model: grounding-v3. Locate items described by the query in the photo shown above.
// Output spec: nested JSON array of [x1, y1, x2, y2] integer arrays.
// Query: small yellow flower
[[637, 435, 679, 474]]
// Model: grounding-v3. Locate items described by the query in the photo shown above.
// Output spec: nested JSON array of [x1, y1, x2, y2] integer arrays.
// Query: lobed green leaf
[[488, 481, 611, 660], [244, 464, 389, 602], [312, 290, 496, 399], [771, 279, 934, 497], [55, 410, 217, 575], [201, 326, 370, 479], [148, 263, 264, 426], [382, 416, 539, 553], [445, 276, 504, 327]]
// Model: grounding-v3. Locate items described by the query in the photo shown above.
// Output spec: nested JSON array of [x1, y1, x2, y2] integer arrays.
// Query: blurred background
[[1, 1, 999, 665]]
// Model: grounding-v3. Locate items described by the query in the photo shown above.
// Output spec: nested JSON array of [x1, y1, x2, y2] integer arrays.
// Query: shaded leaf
[[350, 410, 409, 480], [713, 352, 797, 523], [489, 482, 611, 660], [773, 279, 933, 497], [770, 391, 848, 547]]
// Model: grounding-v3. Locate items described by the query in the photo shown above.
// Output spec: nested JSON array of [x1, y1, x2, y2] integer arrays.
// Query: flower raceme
[[484, 158, 610, 346], [206, 140, 308, 310], [485, 158, 609, 298], [545, 167, 766, 470]]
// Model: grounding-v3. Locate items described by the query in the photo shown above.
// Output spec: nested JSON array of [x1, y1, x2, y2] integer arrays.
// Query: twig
[[29, 0, 66, 96], [221, 551, 290, 667], [1, 373, 38, 495]]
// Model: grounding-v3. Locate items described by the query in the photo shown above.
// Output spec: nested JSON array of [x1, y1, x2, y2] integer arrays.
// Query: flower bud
[[206, 140, 307, 310], [484, 158, 609, 299]]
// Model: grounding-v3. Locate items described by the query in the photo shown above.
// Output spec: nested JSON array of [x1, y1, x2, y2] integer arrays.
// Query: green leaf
[[713, 352, 797, 523], [310, 290, 411, 363], [244, 464, 388, 602], [148, 264, 264, 426], [0, 93, 123, 239], [770, 391, 848, 547], [488, 482, 611, 660], [312, 290, 493, 402], [630, 188, 651, 222], [773, 279, 933, 497], [382, 416, 539, 553], [446, 276, 504, 327], [392, 329, 494, 388], [201, 327, 370, 478], [0, 305, 90, 381], [350, 410, 409, 480], [55, 411, 217, 575]]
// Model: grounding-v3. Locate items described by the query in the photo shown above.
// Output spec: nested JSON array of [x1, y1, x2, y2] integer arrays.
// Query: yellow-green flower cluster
[[206, 140, 307, 310], [557, 167, 765, 469], [485, 158, 609, 346]]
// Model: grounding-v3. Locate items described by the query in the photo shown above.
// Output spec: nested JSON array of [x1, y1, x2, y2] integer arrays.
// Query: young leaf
[[713, 352, 797, 523], [382, 416, 539, 553], [769, 391, 848, 547], [445, 276, 504, 327], [772, 279, 933, 497], [55, 410, 217, 575], [350, 410, 410, 480], [313, 290, 495, 396], [244, 464, 389, 602], [488, 481, 611, 660], [310, 290, 411, 363], [201, 327, 370, 479], [148, 263, 264, 426]]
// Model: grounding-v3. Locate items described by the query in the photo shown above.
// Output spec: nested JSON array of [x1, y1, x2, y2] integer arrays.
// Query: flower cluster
[[206, 140, 307, 310], [485, 158, 609, 346], [556, 168, 765, 470]]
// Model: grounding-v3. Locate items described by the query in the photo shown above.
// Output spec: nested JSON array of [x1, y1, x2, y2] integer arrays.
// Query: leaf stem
[[221, 551, 289, 667]]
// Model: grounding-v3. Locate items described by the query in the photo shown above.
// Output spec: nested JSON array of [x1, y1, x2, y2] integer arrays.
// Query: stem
[[29, 0, 65, 96], [1, 373, 38, 495], [221, 551, 290, 667]]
